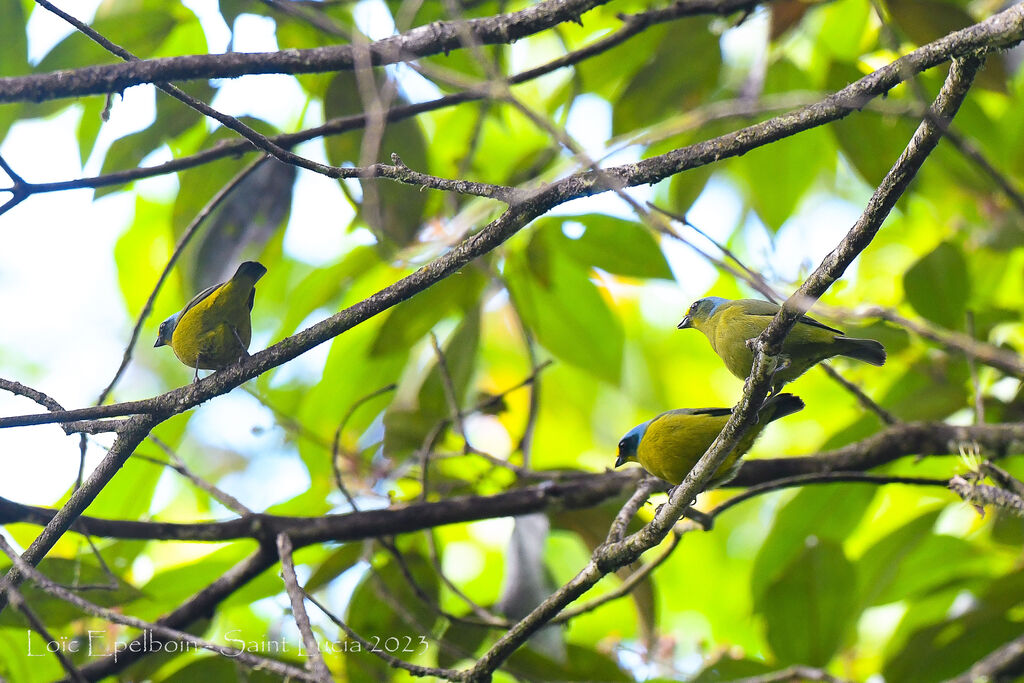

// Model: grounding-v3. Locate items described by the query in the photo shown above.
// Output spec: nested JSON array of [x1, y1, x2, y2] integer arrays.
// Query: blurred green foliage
[[2, 0, 1024, 680]]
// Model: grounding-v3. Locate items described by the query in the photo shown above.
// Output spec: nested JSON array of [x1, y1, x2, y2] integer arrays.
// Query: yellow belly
[[637, 414, 737, 485], [170, 300, 252, 370]]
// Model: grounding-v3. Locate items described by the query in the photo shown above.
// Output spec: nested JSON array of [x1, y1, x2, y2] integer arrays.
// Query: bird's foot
[[764, 354, 792, 396]]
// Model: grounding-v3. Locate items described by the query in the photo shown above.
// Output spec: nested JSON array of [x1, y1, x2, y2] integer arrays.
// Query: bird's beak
[[677, 315, 693, 329], [614, 454, 628, 468], [154, 337, 165, 348]]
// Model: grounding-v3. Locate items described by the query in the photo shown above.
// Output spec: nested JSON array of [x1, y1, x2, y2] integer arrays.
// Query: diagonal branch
[[0, 537, 318, 681], [457, 54, 985, 683]]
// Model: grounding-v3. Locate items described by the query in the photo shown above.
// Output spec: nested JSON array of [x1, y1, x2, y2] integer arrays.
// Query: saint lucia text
[[28, 630, 430, 660]]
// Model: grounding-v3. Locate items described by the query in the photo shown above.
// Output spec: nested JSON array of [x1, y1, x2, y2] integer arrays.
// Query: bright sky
[[0, 0, 863, 514]]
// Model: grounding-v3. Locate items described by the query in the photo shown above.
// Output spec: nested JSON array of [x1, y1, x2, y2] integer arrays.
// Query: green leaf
[[887, 0, 1006, 91], [882, 572, 1024, 682], [857, 510, 991, 607], [903, 241, 970, 330], [371, 267, 485, 355], [670, 164, 714, 215], [612, 18, 721, 136], [531, 215, 674, 280], [505, 249, 625, 384], [438, 619, 492, 668], [878, 354, 968, 422], [828, 69, 918, 188], [731, 60, 833, 231], [96, 80, 216, 197], [817, 0, 873, 60], [162, 656, 291, 682], [418, 307, 482, 417], [0, 628, 63, 683], [761, 538, 857, 667], [191, 158, 296, 288], [505, 644, 631, 681], [324, 72, 430, 246], [0, 1, 28, 78], [307, 544, 363, 592], [751, 484, 875, 604], [691, 656, 774, 682], [383, 308, 482, 461], [344, 553, 440, 683], [0, 558, 142, 628]]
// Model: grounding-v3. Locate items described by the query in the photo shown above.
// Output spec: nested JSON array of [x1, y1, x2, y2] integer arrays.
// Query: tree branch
[[0, 0, 772, 103], [456, 54, 985, 682]]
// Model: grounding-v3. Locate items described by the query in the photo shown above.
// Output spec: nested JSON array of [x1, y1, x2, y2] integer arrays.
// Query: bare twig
[[808, 301, 1024, 378], [331, 383, 397, 508], [949, 475, 1024, 517], [277, 534, 333, 682], [946, 631, 1024, 683], [304, 588, 464, 679], [431, 332, 471, 452], [148, 435, 253, 515], [5, 586, 88, 683], [0, 537, 319, 680], [979, 461, 1024, 498]]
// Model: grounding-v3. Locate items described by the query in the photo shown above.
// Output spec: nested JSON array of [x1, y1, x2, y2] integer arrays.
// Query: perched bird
[[615, 393, 804, 488], [678, 297, 885, 393], [154, 261, 267, 381]]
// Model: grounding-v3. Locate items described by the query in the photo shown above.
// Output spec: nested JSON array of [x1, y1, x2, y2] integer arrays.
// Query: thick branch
[[0, 415, 157, 612], [0, 469, 643, 542], [947, 631, 1024, 683], [0, 0, 777, 104], [3, 35, 1019, 434], [2, 420, 1017, 543], [1, 0, 613, 102]]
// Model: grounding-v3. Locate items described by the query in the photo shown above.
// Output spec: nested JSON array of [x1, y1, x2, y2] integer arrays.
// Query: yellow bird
[[615, 393, 804, 488], [154, 261, 266, 380], [678, 297, 885, 393]]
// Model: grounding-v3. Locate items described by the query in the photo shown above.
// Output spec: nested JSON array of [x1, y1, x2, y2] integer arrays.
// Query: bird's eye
[[617, 439, 626, 450], [689, 302, 698, 313]]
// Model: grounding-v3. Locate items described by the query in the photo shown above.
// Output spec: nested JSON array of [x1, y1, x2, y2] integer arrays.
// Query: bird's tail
[[838, 337, 886, 366], [232, 261, 267, 285], [761, 393, 805, 423]]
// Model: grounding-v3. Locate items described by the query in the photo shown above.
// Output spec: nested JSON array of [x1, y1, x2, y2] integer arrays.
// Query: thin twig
[[277, 533, 333, 683], [331, 383, 397, 508], [6, 586, 88, 682], [303, 588, 464, 679], [431, 332, 471, 453], [148, 435, 253, 515], [949, 475, 1024, 517], [979, 461, 1024, 498], [0, 537, 319, 680]]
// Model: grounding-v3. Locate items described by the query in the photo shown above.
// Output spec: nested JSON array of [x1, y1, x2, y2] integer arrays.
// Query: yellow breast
[[636, 412, 730, 485], [170, 283, 253, 370]]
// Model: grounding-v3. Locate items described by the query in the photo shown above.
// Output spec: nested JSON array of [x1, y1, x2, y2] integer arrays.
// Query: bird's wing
[[179, 282, 222, 319], [660, 407, 733, 419], [739, 299, 845, 335]]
